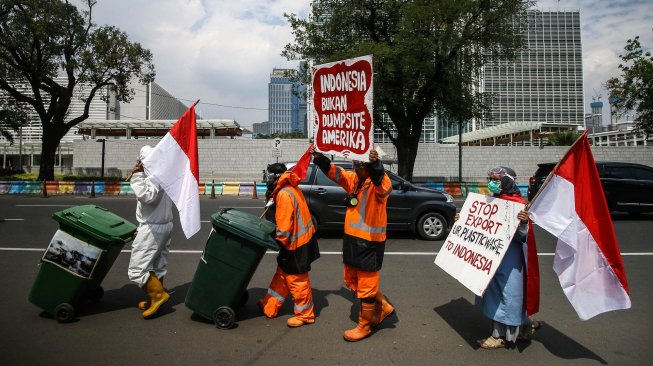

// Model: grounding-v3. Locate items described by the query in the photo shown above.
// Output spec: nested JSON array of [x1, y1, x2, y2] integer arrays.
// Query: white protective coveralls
[[128, 145, 175, 287]]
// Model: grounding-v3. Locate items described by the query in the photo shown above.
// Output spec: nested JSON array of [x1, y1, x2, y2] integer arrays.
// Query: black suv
[[286, 161, 456, 240], [527, 161, 653, 213]]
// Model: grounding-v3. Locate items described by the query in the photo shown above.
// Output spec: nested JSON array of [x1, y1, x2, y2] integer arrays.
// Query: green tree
[[0, 99, 28, 144], [605, 33, 653, 139], [0, 0, 155, 180], [546, 131, 581, 146], [283, 0, 532, 180], [256, 131, 307, 139]]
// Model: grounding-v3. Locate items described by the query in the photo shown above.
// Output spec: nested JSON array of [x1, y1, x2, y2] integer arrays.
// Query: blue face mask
[[487, 180, 502, 194]]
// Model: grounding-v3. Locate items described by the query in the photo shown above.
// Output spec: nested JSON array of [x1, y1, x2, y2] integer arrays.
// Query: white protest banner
[[311, 55, 373, 161], [434, 192, 525, 296]]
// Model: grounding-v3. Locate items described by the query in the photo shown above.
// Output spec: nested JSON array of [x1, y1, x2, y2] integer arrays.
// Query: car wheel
[[417, 212, 447, 241]]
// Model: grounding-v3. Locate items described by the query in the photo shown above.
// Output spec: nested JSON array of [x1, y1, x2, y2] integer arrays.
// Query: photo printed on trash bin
[[42, 230, 103, 278]]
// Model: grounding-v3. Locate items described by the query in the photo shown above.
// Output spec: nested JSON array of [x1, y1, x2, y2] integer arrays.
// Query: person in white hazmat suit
[[128, 145, 174, 319]]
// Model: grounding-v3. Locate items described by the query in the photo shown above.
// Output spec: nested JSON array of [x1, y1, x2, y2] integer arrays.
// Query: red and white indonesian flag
[[529, 132, 630, 320], [142, 105, 201, 239]]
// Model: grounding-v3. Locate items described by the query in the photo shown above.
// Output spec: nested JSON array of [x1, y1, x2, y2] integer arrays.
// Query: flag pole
[[259, 206, 270, 220], [526, 130, 588, 210], [192, 99, 200, 107]]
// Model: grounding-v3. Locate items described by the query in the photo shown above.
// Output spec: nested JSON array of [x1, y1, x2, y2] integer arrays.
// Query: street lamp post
[[18, 125, 22, 171], [458, 118, 463, 183], [96, 138, 106, 178]]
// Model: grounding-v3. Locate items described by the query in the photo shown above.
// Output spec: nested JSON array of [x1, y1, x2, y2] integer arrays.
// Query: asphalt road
[[1, 195, 652, 365]]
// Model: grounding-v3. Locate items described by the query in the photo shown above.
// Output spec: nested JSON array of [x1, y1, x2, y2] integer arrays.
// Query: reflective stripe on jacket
[[326, 165, 392, 242], [273, 172, 316, 249]]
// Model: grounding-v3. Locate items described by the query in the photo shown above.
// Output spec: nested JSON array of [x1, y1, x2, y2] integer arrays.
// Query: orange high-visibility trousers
[[343, 264, 379, 299], [260, 267, 315, 322]]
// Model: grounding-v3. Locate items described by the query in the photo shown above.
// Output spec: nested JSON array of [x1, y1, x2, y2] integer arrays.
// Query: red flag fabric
[[498, 193, 540, 317], [530, 132, 631, 320], [142, 105, 201, 239], [291, 145, 313, 181]]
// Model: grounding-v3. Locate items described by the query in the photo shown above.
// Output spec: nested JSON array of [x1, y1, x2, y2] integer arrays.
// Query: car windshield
[[535, 164, 555, 177]]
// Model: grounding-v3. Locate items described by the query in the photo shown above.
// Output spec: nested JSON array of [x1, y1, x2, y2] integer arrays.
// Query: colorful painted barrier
[[119, 182, 133, 195], [0, 180, 528, 199], [238, 182, 254, 196], [0, 181, 10, 194], [444, 182, 463, 197], [73, 182, 91, 195], [222, 182, 239, 196], [59, 181, 75, 194], [103, 182, 120, 195], [256, 182, 267, 198], [45, 181, 59, 195], [7, 181, 25, 194], [206, 181, 223, 196], [90, 181, 105, 195]]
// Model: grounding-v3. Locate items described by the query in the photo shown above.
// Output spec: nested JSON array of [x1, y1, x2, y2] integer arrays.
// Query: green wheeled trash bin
[[28, 205, 137, 323], [185, 208, 279, 329]]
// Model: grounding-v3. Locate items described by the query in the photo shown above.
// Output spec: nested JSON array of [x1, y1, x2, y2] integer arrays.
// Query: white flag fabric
[[142, 105, 201, 239], [529, 132, 630, 320]]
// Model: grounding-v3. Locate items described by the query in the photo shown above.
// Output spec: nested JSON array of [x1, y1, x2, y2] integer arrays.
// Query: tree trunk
[[394, 134, 420, 181], [38, 126, 67, 181]]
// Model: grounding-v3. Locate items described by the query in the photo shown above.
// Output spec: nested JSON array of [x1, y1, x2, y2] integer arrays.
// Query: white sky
[[89, 0, 653, 129]]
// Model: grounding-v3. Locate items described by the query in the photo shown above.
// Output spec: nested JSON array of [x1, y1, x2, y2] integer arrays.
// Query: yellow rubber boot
[[343, 302, 375, 342], [142, 273, 170, 319], [138, 277, 163, 310], [371, 291, 395, 327]]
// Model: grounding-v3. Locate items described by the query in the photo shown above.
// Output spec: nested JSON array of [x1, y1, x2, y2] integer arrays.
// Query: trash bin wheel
[[238, 290, 249, 307], [54, 303, 75, 323], [213, 306, 235, 329], [89, 286, 104, 303]]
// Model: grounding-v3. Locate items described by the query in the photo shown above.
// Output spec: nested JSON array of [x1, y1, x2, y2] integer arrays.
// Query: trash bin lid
[[211, 208, 279, 251], [52, 205, 137, 245]]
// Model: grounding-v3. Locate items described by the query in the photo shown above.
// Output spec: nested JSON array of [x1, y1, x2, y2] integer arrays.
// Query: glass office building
[[479, 10, 584, 130], [372, 9, 584, 143], [373, 114, 439, 144], [268, 65, 307, 135]]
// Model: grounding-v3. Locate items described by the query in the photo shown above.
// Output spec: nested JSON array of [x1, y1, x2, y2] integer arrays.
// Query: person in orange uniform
[[312, 147, 395, 341], [259, 163, 320, 327]]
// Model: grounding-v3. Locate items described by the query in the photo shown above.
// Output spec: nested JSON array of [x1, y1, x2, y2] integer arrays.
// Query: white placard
[[434, 192, 524, 296]]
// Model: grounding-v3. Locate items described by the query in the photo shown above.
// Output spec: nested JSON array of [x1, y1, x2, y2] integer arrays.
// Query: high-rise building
[[375, 9, 584, 144], [373, 114, 439, 144], [109, 80, 189, 121], [587, 100, 604, 133], [252, 121, 270, 136], [268, 63, 307, 135], [477, 10, 584, 130]]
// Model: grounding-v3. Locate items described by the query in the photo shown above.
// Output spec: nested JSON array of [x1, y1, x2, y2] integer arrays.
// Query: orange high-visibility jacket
[[326, 164, 392, 242], [272, 171, 315, 249]]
